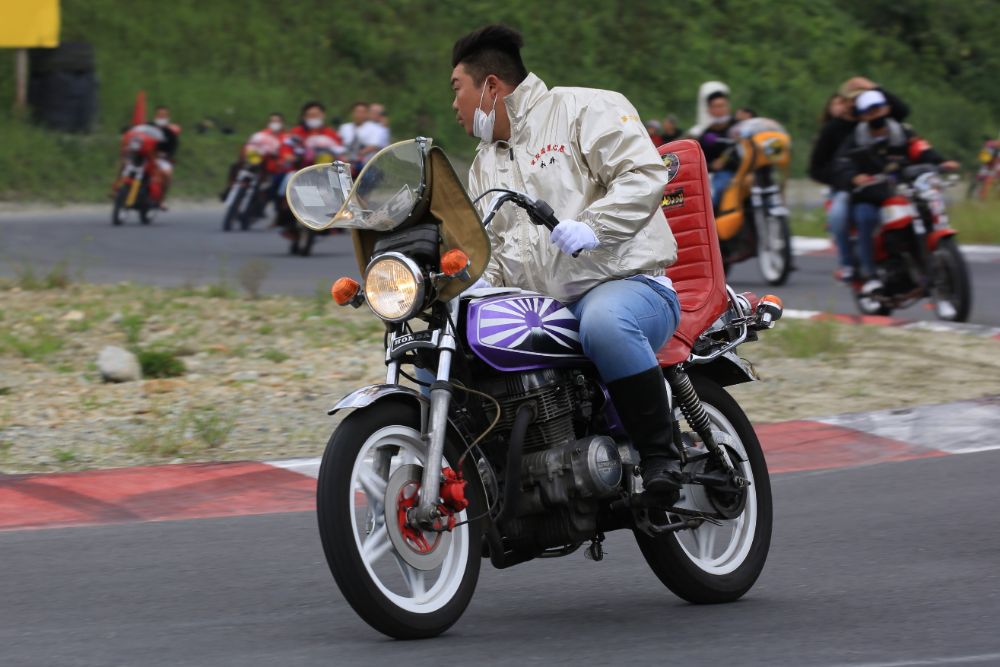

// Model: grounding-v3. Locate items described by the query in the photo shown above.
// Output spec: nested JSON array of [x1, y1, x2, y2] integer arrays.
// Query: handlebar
[[477, 189, 581, 257]]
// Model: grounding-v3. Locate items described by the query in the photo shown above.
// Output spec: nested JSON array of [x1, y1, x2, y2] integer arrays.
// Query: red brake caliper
[[396, 468, 469, 552]]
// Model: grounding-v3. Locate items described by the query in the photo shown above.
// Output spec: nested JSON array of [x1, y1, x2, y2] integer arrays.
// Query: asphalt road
[[2, 204, 999, 324], [3, 450, 999, 666]]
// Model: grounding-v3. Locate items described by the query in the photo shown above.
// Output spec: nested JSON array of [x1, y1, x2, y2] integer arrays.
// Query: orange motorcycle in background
[[713, 118, 793, 285]]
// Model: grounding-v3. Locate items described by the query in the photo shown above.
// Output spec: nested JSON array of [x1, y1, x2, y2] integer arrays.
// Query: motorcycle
[[111, 125, 166, 225], [285, 138, 784, 639], [222, 131, 282, 232], [712, 118, 793, 285], [851, 164, 972, 321], [276, 133, 343, 256]]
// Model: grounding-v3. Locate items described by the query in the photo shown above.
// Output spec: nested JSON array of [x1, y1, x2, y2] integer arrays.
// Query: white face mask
[[472, 82, 497, 142], [154, 117, 169, 127], [304, 117, 323, 129], [268, 121, 283, 132]]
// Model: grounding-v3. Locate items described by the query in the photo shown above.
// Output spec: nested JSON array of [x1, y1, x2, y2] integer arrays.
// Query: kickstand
[[585, 533, 606, 562]]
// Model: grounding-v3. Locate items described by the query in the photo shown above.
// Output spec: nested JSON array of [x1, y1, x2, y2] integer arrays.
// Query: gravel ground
[[1, 281, 998, 473]]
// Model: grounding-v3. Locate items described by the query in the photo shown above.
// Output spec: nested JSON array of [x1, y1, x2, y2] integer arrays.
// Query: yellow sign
[[0, 0, 60, 48]]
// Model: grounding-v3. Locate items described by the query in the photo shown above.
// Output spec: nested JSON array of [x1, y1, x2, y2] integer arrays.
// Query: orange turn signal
[[760, 294, 783, 308], [440, 248, 470, 277], [331, 277, 361, 306]]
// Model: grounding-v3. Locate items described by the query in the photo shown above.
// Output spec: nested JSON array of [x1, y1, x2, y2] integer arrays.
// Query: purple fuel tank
[[465, 292, 589, 372]]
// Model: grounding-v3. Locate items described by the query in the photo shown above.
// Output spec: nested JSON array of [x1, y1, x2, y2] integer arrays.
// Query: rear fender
[[927, 227, 957, 251], [688, 351, 758, 387]]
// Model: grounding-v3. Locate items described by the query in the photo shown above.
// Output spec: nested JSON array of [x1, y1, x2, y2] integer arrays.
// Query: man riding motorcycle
[[451, 24, 683, 497], [831, 89, 959, 294]]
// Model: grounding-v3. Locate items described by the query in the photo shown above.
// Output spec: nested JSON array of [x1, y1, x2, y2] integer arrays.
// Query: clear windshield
[[286, 139, 426, 232], [332, 139, 425, 231]]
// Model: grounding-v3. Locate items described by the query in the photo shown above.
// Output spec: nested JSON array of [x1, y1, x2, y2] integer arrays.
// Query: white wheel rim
[[672, 404, 758, 575], [348, 425, 469, 614], [758, 218, 785, 281]]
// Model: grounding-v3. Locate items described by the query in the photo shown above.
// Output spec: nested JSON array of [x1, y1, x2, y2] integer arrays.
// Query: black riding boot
[[606, 367, 683, 499]]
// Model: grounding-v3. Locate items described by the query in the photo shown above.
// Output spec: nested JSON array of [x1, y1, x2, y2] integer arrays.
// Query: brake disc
[[384, 464, 451, 571]]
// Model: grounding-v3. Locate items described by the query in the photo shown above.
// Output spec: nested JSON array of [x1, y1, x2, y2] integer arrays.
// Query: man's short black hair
[[300, 100, 325, 116], [351, 101, 369, 110], [452, 24, 528, 86], [707, 91, 729, 104], [155, 105, 169, 112], [269, 111, 284, 119]]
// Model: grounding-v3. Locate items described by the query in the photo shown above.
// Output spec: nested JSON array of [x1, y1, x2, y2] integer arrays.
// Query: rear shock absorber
[[665, 367, 736, 476]]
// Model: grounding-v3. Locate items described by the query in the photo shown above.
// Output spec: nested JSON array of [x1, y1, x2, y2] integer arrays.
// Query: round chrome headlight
[[363, 253, 425, 322]]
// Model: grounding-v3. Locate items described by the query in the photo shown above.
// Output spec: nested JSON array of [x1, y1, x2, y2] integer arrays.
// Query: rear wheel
[[757, 214, 792, 286], [316, 399, 483, 639], [930, 237, 972, 322], [635, 375, 772, 604]]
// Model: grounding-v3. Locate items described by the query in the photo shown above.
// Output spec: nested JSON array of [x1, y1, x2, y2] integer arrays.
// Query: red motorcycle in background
[[111, 124, 170, 225], [851, 164, 972, 321]]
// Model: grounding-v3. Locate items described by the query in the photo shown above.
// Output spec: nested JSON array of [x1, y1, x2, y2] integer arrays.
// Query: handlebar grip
[[530, 199, 581, 258]]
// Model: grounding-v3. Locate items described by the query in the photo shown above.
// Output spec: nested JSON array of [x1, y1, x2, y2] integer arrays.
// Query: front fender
[[328, 384, 429, 418], [688, 351, 758, 387], [927, 227, 957, 251]]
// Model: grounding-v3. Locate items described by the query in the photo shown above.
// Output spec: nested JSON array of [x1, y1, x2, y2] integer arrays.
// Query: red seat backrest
[[655, 139, 729, 366]]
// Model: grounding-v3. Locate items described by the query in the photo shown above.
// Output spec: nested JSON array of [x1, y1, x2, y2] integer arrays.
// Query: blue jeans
[[567, 276, 681, 383], [852, 202, 880, 276], [710, 170, 735, 211], [827, 190, 852, 268]]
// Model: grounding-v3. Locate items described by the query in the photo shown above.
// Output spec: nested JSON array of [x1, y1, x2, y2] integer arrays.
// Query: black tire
[[316, 399, 484, 639], [222, 184, 247, 232], [634, 375, 772, 604], [757, 215, 792, 286], [930, 237, 972, 322], [111, 184, 129, 225]]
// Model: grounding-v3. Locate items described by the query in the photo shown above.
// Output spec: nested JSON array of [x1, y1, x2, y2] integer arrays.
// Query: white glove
[[549, 219, 599, 256]]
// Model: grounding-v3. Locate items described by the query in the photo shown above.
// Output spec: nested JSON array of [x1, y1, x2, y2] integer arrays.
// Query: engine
[[478, 369, 624, 551]]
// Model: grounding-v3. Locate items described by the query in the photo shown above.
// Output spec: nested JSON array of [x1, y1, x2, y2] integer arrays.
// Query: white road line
[[826, 652, 1000, 666], [791, 236, 1000, 263], [820, 398, 1000, 455], [267, 457, 321, 479]]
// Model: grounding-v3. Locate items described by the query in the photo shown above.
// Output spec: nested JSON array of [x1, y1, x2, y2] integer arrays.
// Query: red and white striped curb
[[792, 236, 1000, 263], [783, 308, 1000, 340], [2, 396, 997, 532]]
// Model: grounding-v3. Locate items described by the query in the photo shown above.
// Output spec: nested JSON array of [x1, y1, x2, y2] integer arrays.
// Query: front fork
[[384, 299, 460, 527]]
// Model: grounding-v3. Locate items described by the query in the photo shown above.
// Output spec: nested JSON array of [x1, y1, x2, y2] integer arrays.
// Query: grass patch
[[789, 207, 828, 239], [261, 348, 290, 363], [761, 318, 848, 359], [53, 449, 78, 464], [949, 200, 1000, 244], [189, 408, 236, 449], [119, 313, 145, 345], [0, 332, 64, 361], [136, 348, 186, 378]]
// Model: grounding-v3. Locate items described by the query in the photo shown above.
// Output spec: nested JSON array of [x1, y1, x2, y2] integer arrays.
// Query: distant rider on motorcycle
[[831, 89, 959, 294], [451, 24, 683, 497], [689, 82, 738, 211]]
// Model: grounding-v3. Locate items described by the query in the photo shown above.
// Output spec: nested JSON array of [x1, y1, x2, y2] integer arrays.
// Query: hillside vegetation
[[1, 0, 998, 202]]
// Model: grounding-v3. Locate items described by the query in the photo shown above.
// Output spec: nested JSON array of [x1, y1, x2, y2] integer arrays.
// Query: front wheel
[[757, 214, 792, 286], [635, 375, 772, 604], [316, 399, 483, 639], [111, 184, 129, 225], [222, 183, 247, 232], [930, 237, 972, 322]]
